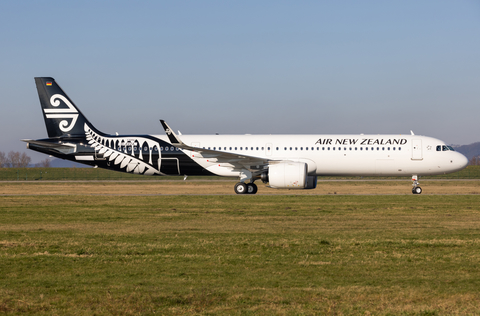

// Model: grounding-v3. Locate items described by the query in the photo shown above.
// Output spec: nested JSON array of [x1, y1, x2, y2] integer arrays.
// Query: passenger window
[[276, 147, 279, 150], [300, 147, 303, 150], [333, 147, 335, 150], [399, 147, 401, 151]]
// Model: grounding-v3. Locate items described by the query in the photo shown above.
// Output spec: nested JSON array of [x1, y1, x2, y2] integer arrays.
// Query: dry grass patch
[[1, 179, 480, 196]]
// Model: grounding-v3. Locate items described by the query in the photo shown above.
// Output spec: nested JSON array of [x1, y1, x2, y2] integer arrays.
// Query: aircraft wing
[[160, 120, 273, 171]]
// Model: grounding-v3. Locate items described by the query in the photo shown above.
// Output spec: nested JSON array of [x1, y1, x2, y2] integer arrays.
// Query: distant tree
[[6, 151, 18, 167], [469, 156, 480, 166], [19, 153, 32, 168], [36, 158, 51, 168], [0, 151, 6, 168], [7, 151, 32, 168]]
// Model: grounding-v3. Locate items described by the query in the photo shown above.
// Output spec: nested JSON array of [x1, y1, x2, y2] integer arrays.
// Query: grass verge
[[1, 194, 480, 315]]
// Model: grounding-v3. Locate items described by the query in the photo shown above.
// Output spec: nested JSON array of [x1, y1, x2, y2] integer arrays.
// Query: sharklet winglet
[[160, 120, 184, 146]]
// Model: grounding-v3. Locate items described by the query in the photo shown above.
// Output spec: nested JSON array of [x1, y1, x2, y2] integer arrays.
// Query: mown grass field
[[1, 182, 480, 315]]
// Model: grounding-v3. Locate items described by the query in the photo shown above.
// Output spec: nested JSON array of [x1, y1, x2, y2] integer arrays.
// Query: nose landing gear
[[412, 175, 422, 194]]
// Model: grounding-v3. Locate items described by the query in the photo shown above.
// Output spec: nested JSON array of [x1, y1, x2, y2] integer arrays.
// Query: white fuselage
[[150, 133, 468, 177]]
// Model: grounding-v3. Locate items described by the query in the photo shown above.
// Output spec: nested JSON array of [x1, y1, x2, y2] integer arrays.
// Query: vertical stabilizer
[[34, 77, 103, 138]]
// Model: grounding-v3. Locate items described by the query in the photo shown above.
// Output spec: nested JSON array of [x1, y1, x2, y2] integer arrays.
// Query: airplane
[[23, 77, 468, 194]]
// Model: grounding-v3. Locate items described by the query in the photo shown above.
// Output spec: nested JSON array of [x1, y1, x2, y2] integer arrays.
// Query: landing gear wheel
[[412, 186, 422, 194], [234, 182, 247, 194], [247, 183, 258, 194]]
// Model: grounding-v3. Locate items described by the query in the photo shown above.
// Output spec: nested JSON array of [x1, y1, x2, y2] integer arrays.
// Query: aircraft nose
[[455, 152, 469, 170]]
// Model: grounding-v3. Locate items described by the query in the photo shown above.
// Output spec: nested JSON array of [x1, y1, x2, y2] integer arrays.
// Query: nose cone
[[453, 152, 469, 172]]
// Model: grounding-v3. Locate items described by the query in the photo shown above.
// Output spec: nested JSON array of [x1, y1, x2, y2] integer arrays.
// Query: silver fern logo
[[43, 94, 79, 132], [84, 124, 163, 175]]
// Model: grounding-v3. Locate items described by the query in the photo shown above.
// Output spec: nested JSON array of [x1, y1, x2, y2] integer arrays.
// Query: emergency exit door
[[412, 139, 423, 160]]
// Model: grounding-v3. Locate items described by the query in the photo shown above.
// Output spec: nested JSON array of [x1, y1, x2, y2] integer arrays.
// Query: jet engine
[[262, 162, 317, 189]]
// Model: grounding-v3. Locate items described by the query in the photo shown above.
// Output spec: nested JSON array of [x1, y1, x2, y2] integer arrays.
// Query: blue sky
[[1, 0, 479, 163]]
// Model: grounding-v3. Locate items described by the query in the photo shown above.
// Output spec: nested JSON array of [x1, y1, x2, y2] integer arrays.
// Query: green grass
[[1, 194, 480, 315], [1, 165, 480, 181]]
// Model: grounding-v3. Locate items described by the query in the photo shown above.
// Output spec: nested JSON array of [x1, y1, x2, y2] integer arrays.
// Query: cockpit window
[[437, 145, 455, 151]]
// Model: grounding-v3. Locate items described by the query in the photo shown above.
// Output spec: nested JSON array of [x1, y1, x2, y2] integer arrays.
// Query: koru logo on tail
[[44, 94, 79, 132]]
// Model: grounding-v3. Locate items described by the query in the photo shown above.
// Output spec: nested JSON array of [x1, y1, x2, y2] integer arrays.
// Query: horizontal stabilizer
[[22, 139, 76, 154]]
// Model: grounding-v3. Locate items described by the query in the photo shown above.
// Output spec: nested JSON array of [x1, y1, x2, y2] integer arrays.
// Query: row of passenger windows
[[127, 146, 404, 152], [201, 146, 402, 151], [124, 144, 453, 153]]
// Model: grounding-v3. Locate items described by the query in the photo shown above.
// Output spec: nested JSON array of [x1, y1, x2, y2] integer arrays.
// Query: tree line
[[0, 151, 51, 168]]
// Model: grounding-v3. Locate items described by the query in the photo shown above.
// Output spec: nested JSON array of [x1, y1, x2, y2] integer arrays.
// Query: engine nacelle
[[268, 162, 308, 189]]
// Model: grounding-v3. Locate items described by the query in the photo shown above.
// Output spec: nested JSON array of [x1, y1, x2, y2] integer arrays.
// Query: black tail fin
[[34, 77, 104, 138]]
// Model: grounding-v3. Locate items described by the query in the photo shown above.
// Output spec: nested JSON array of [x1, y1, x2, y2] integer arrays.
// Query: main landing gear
[[234, 182, 258, 194], [412, 175, 422, 194]]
